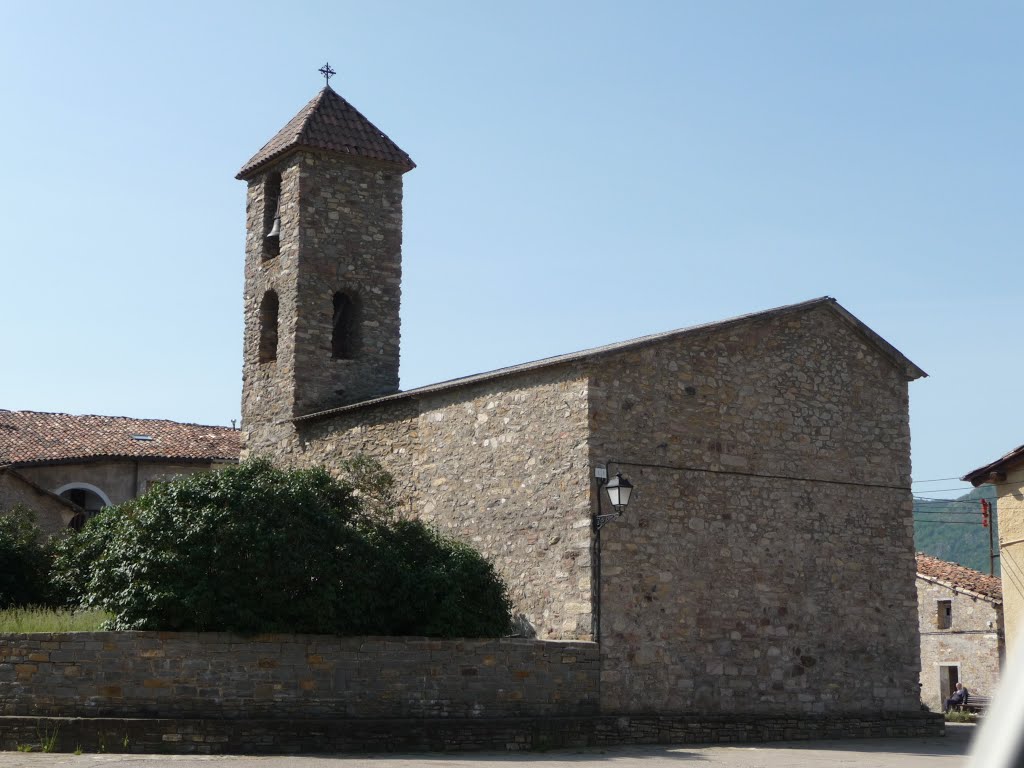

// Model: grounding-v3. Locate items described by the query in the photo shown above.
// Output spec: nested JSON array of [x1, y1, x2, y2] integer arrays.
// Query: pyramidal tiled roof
[[0, 410, 242, 466], [237, 87, 415, 179], [916, 553, 1002, 602]]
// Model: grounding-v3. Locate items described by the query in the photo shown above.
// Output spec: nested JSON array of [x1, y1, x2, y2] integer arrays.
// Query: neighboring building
[[0, 410, 241, 529], [0, 466, 80, 536], [964, 445, 1024, 652], [916, 553, 1003, 711], [234, 83, 931, 727]]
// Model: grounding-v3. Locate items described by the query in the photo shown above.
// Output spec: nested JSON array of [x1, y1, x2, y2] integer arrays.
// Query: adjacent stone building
[[916, 553, 1003, 711], [237, 86, 930, 724], [964, 445, 1024, 653], [0, 466, 79, 536], [0, 410, 241, 529]]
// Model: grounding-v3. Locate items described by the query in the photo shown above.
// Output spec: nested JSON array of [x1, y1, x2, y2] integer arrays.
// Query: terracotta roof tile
[[0, 410, 241, 466], [237, 87, 415, 179], [916, 553, 1002, 602]]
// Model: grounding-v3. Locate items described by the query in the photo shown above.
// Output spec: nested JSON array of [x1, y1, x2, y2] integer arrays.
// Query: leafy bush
[[84, 460, 357, 632], [0, 506, 52, 608], [339, 453, 400, 521], [337, 520, 513, 637], [67, 459, 511, 637], [49, 509, 119, 608]]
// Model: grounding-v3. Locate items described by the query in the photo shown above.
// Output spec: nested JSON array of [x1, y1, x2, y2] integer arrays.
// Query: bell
[[266, 216, 280, 239]]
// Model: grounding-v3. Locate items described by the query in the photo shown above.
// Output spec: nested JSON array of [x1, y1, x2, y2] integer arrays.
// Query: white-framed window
[[54, 483, 111, 530]]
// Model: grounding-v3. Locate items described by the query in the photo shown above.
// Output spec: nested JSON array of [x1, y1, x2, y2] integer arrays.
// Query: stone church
[[237, 85, 928, 721]]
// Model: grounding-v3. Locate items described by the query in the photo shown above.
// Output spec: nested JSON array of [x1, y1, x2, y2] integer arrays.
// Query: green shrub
[[338, 519, 513, 637], [49, 509, 119, 609], [85, 460, 357, 632], [72, 458, 511, 637], [0, 506, 51, 608]]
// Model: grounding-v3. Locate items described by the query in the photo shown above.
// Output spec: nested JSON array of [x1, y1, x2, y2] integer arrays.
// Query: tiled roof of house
[[916, 553, 1002, 602], [237, 86, 415, 179], [0, 410, 242, 466], [963, 444, 1024, 487], [295, 296, 927, 423]]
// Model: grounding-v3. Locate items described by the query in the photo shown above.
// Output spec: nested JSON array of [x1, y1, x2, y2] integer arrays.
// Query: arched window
[[332, 291, 360, 359], [56, 483, 110, 530], [259, 290, 279, 363], [263, 172, 281, 259]]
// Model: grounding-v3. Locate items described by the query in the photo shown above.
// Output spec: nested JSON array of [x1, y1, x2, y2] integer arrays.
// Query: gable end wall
[[588, 306, 920, 715]]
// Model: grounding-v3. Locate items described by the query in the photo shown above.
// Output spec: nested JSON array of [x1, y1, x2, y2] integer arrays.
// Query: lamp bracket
[[593, 511, 622, 531]]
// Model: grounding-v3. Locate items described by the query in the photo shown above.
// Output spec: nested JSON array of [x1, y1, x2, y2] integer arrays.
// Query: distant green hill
[[913, 485, 999, 576]]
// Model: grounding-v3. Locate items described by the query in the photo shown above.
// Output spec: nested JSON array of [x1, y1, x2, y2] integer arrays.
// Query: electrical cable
[[610, 459, 910, 491]]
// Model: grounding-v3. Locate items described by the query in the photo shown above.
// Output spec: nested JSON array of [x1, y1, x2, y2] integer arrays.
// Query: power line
[[913, 512, 983, 518], [909, 486, 979, 493], [610, 459, 910, 491], [913, 521, 990, 525], [914, 496, 994, 504], [913, 477, 1023, 491], [912, 509, 985, 517]]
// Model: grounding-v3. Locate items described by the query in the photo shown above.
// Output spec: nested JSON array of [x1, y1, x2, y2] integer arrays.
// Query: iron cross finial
[[319, 62, 336, 86]]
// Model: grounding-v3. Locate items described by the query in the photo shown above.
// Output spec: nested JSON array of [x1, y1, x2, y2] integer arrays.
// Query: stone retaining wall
[[0, 712, 944, 755], [0, 633, 599, 720]]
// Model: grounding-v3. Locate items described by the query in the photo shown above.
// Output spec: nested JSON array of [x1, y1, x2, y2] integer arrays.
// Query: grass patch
[[0, 607, 111, 633], [37, 721, 59, 753], [945, 709, 978, 723]]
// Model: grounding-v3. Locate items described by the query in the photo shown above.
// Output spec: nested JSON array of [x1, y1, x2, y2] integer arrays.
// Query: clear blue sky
[[2, 1, 1020, 499]]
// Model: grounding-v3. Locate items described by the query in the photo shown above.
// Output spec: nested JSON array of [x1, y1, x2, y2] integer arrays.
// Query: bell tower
[[236, 83, 415, 454]]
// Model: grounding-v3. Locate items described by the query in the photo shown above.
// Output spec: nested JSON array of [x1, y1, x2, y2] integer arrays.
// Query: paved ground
[[0, 725, 973, 768]]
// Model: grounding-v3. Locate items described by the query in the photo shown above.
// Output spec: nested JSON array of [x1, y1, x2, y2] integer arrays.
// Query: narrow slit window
[[937, 599, 952, 629], [263, 172, 281, 259], [332, 291, 359, 359], [259, 290, 279, 363]]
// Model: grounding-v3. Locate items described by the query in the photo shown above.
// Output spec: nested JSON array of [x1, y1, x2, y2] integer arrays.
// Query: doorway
[[939, 663, 960, 707]]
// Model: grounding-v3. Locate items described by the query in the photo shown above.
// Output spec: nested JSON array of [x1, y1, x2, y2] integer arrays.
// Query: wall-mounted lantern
[[592, 463, 634, 644], [593, 467, 633, 530]]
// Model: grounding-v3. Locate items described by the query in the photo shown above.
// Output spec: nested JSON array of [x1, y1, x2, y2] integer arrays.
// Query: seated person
[[944, 682, 968, 712]]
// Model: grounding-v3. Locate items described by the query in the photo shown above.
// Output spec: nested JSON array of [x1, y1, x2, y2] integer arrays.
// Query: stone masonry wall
[[589, 305, 922, 715], [241, 155, 303, 453], [292, 366, 594, 641], [916, 577, 1003, 711], [241, 151, 405, 454], [295, 151, 405, 414], [0, 633, 598, 720], [0, 711, 943, 755], [242, 301, 924, 718]]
